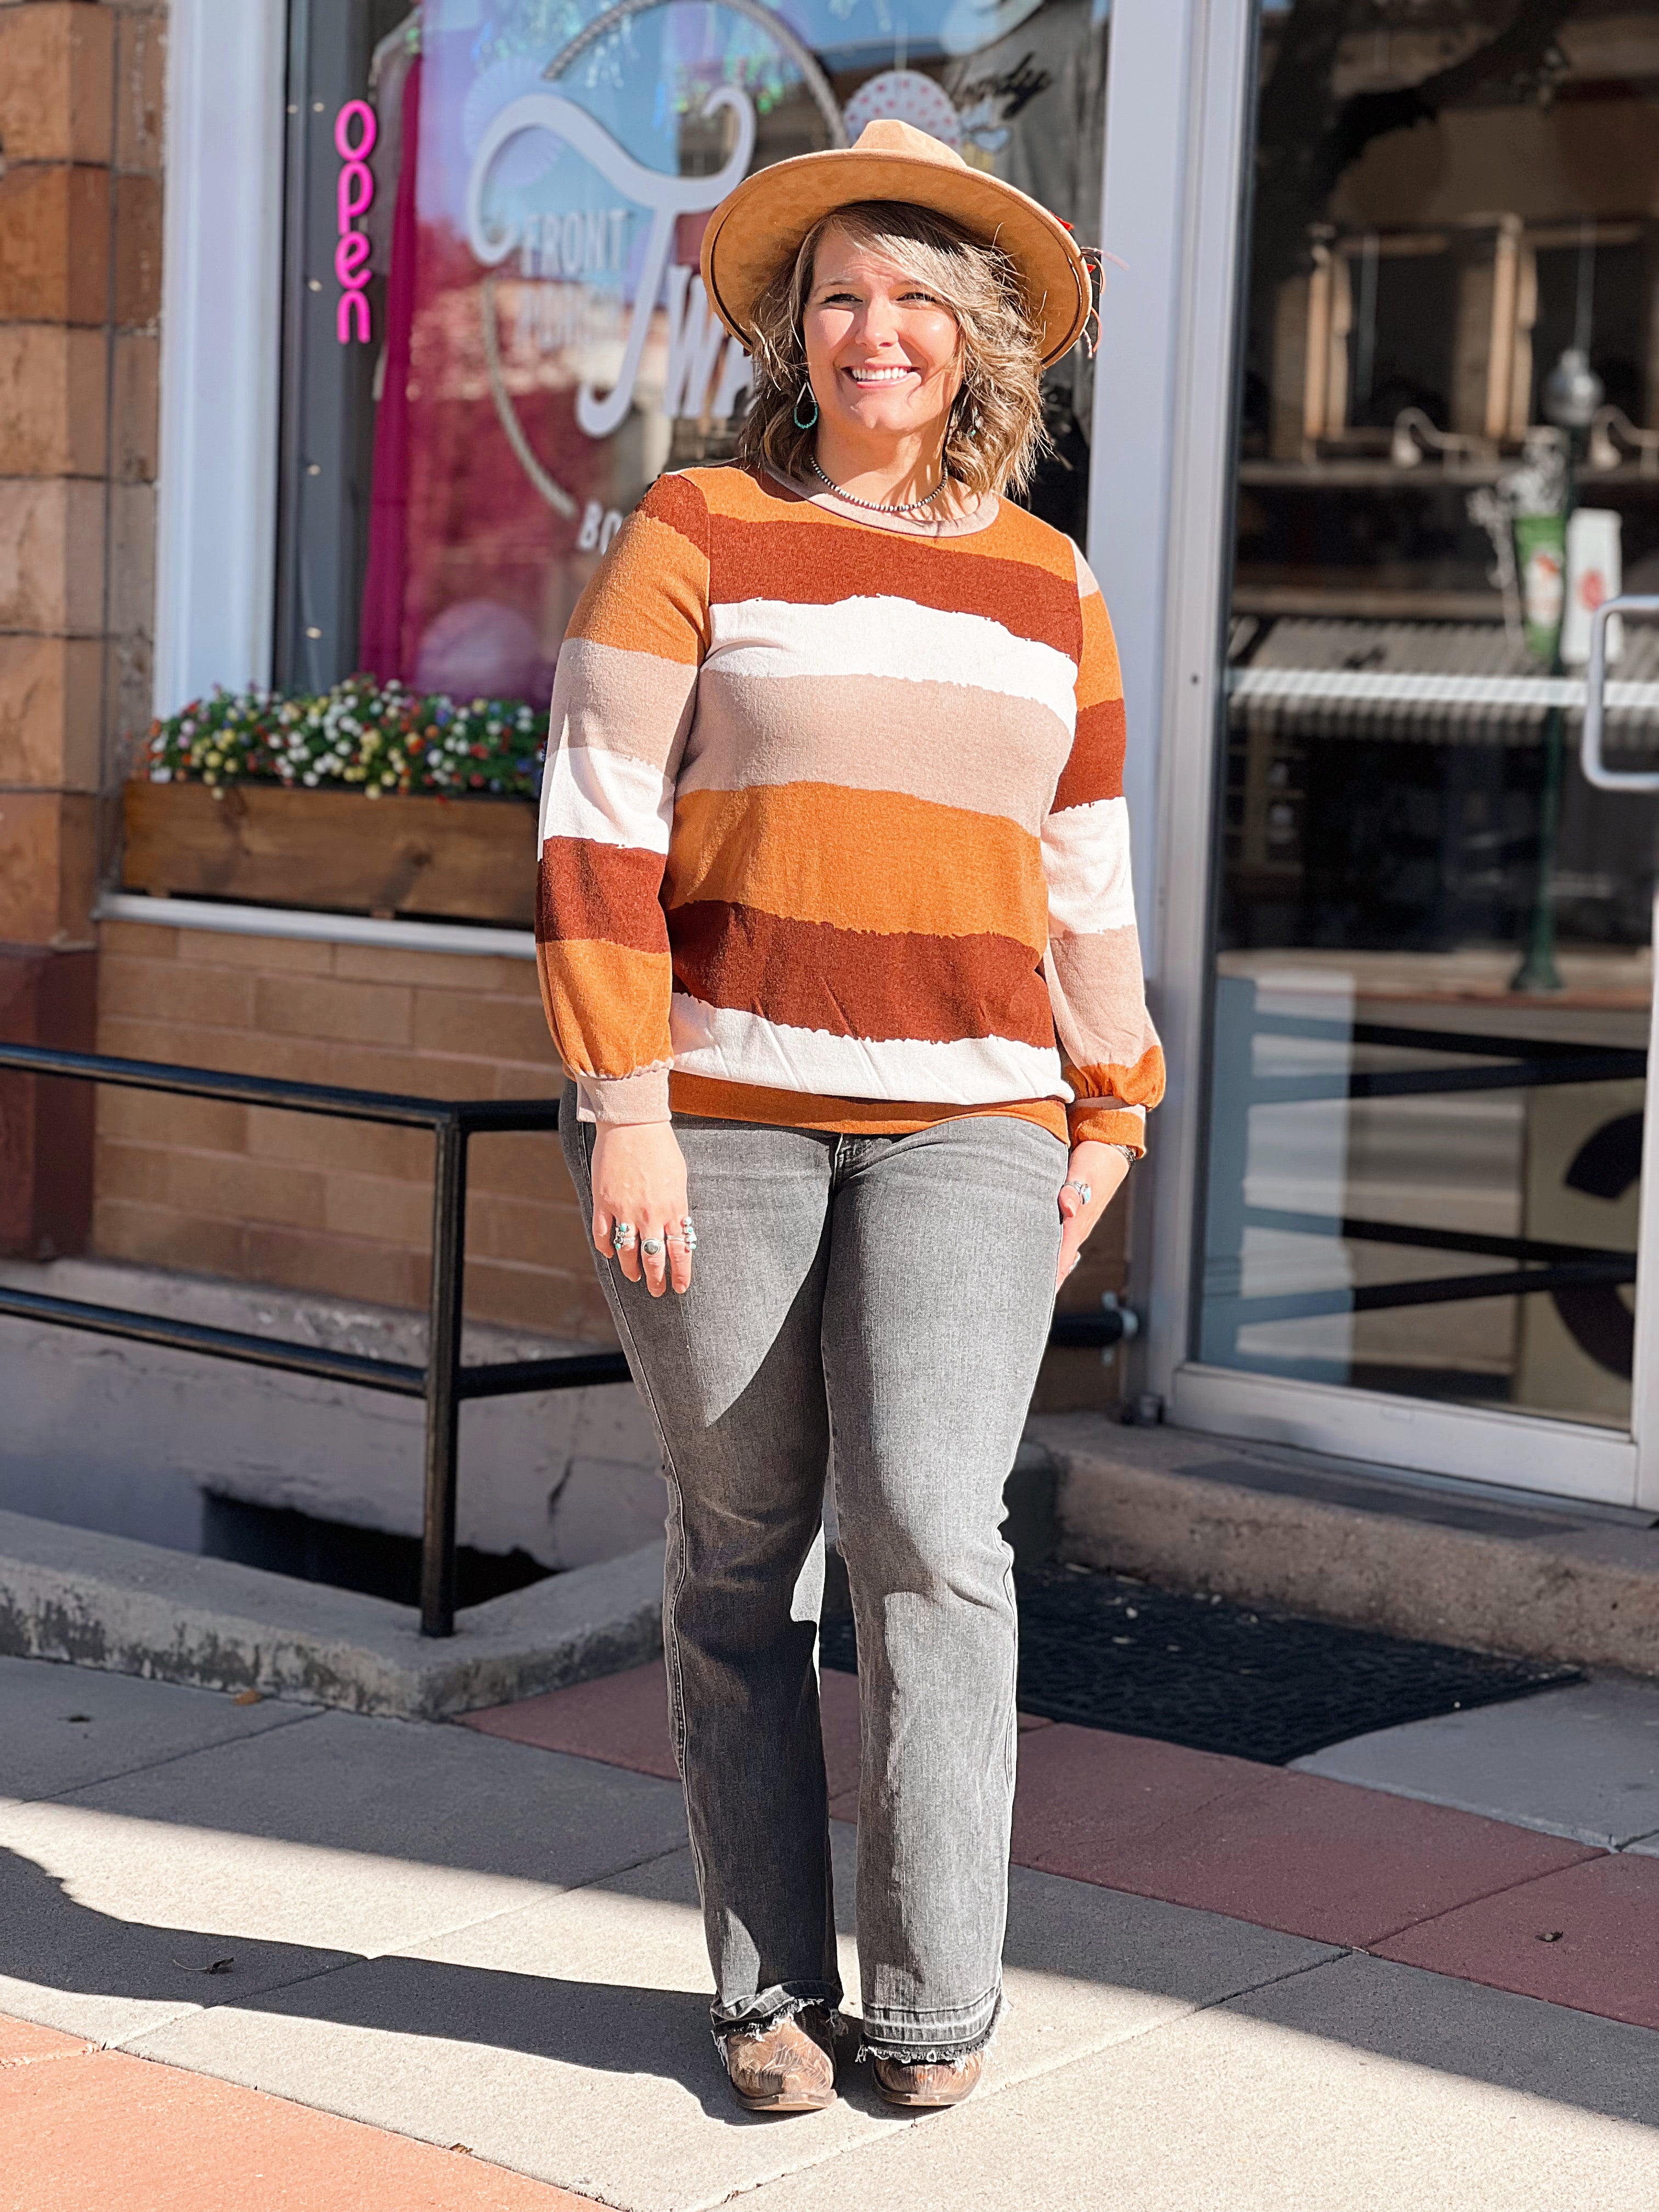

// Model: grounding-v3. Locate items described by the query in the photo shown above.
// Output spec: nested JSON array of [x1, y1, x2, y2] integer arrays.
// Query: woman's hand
[[590, 1122, 693, 1297], [1056, 1139, 1131, 1290]]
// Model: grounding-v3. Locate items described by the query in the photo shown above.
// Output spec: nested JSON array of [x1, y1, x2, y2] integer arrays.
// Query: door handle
[[1582, 594, 1659, 791]]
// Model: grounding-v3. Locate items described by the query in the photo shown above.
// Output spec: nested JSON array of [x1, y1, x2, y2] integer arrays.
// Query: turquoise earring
[[793, 380, 819, 430]]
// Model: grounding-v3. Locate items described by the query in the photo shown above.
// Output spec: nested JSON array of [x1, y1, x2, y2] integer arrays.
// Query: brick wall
[[0, 0, 164, 1256], [94, 919, 613, 1341], [0, 0, 162, 922]]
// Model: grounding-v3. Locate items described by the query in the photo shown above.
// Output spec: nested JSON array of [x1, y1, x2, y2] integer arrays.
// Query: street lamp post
[[1511, 347, 1605, 995]]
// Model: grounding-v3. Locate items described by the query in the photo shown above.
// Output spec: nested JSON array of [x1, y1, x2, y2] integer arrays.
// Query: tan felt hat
[[699, 117, 1092, 370]]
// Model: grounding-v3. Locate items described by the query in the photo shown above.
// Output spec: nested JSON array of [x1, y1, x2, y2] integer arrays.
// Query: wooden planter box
[[122, 781, 538, 928]]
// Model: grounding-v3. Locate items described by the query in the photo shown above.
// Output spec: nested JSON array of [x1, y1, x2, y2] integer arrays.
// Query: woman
[[537, 118, 1163, 2114]]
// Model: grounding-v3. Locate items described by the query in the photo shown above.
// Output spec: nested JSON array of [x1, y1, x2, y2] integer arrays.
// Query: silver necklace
[[809, 456, 948, 518]]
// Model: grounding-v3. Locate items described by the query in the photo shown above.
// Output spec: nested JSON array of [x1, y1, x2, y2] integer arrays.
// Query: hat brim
[[699, 146, 1091, 371]]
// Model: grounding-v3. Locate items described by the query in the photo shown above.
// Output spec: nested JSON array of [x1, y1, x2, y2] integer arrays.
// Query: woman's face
[[802, 225, 963, 450]]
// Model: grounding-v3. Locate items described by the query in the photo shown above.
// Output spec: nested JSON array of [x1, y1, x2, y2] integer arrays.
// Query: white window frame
[[154, 0, 289, 715], [1088, 0, 1255, 1418]]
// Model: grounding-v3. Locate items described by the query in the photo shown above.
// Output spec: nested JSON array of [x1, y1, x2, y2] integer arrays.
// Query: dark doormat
[[818, 1564, 1582, 1766]]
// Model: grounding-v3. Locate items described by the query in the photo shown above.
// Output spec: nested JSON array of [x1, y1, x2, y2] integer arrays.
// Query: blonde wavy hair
[[733, 199, 1049, 500]]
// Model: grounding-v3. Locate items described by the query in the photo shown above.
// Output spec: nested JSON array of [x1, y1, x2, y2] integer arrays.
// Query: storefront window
[[1199, 0, 1659, 1431], [274, 0, 1111, 706]]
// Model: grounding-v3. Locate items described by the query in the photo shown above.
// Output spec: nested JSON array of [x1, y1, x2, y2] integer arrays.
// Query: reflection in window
[[1202, 1, 1659, 1432]]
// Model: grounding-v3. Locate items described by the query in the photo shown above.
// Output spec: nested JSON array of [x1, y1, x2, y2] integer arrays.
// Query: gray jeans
[[561, 1091, 1066, 2061]]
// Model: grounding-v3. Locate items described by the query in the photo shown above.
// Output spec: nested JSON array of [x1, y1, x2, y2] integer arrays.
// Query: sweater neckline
[[759, 463, 1002, 541]]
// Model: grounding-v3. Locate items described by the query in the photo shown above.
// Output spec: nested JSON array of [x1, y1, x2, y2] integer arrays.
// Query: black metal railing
[[1, 1042, 1131, 1636], [0, 1040, 631, 1638]]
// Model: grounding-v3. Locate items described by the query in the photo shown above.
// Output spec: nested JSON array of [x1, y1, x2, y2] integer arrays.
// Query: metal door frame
[[1101, 0, 1646, 1509]]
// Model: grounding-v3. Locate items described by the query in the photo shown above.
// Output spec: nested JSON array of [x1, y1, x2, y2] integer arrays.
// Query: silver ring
[[679, 1218, 698, 1250], [612, 1222, 636, 1249], [641, 1236, 664, 1257], [1063, 1179, 1092, 1208]]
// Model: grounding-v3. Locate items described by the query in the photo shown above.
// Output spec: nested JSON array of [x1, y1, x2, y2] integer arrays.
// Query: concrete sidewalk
[[3, 1652, 1658, 2211]]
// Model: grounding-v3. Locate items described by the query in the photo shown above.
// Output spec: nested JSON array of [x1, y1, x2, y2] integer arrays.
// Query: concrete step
[[1028, 1413, 1659, 1677], [0, 1506, 664, 1719], [0, 1256, 660, 1573]]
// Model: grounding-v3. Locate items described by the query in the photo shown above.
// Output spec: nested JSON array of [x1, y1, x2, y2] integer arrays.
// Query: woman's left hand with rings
[[1056, 1139, 1132, 1289], [590, 1121, 695, 1298]]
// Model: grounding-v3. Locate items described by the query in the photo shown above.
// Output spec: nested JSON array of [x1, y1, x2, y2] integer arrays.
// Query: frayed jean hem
[[857, 1985, 1004, 2067], [709, 1983, 844, 2053]]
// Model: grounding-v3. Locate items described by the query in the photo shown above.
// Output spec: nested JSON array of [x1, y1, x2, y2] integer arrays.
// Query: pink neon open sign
[[335, 100, 377, 344]]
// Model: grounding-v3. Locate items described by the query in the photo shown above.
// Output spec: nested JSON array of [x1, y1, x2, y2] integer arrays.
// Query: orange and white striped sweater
[[534, 464, 1164, 1152]]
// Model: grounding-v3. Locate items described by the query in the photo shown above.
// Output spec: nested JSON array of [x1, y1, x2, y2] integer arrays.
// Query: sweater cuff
[[574, 1068, 672, 1125], [1066, 1102, 1146, 1156]]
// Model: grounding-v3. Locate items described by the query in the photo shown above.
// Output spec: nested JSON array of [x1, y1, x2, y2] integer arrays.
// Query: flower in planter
[[144, 678, 548, 801]]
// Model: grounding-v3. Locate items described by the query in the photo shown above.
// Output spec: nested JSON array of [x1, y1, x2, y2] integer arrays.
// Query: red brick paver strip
[[1, 2012, 601, 2212], [464, 1656, 869, 1798], [1375, 1850, 1659, 2030], [1013, 1721, 1600, 1948], [467, 1669, 1596, 1942], [463, 1658, 681, 1779], [1011, 1720, 1269, 1868]]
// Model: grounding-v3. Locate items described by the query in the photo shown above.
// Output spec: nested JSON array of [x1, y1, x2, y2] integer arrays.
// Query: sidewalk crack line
[[1364, 1852, 1611, 1950], [36, 1707, 328, 1807]]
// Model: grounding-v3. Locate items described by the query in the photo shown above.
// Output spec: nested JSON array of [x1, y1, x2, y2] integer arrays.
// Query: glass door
[[1190, 0, 1659, 1503]]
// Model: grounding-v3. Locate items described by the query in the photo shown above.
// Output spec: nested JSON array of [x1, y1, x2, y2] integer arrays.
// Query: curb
[[0, 1508, 664, 1719], [1030, 1413, 1659, 1676]]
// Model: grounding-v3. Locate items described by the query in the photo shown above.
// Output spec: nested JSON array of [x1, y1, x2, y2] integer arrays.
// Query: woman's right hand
[[590, 1121, 693, 1296]]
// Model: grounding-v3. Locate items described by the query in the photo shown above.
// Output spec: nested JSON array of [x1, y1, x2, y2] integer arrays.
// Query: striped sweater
[[534, 464, 1164, 1152]]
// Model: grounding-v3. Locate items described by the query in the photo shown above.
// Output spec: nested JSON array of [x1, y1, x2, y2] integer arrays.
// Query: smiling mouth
[[844, 366, 917, 386]]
